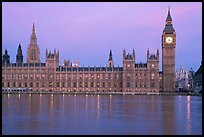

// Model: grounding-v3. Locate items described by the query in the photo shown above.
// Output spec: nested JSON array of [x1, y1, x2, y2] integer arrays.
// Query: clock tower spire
[[161, 7, 176, 92]]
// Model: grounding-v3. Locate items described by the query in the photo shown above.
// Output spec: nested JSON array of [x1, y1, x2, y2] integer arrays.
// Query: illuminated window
[[151, 73, 155, 79]]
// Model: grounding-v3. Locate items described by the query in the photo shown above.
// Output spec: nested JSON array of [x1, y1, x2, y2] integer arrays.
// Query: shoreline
[[2, 91, 202, 96]]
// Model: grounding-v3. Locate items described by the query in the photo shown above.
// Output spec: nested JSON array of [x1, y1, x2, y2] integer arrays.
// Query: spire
[[147, 48, 149, 61], [166, 6, 172, 23], [30, 22, 37, 46], [18, 43, 21, 49], [123, 49, 126, 60], [132, 48, 135, 61], [157, 49, 159, 60], [109, 50, 112, 61], [32, 22, 35, 35]]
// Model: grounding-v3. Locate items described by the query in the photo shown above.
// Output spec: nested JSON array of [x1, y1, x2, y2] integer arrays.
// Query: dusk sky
[[2, 2, 202, 71]]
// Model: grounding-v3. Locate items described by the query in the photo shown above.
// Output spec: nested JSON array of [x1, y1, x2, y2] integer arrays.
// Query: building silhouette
[[2, 8, 176, 93]]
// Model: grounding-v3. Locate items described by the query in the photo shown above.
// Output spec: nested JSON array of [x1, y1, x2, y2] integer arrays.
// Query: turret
[[123, 49, 126, 60], [157, 49, 159, 61], [2, 49, 10, 65], [132, 48, 135, 62], [16, 43, 23, 65], [147, 48, 149, 62], [46, 49, 59, 68], [108, 49, 114, 68]]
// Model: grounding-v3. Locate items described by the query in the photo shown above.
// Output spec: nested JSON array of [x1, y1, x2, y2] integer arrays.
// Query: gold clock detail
[[165, 37, 173, 44]]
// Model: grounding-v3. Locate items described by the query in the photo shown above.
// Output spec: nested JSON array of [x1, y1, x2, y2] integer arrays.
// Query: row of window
[[2, 82, 155, 88], [2, 73, 158, 80]]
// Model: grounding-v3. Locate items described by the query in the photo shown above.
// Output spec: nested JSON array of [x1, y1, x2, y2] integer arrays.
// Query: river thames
[[2, 94, 202, 135]]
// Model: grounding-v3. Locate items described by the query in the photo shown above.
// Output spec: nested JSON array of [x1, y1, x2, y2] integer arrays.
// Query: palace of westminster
[[2, 8, 176, 94]]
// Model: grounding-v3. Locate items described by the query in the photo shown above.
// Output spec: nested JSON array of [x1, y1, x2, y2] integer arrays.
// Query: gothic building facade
[[2, 8, 176, 94]]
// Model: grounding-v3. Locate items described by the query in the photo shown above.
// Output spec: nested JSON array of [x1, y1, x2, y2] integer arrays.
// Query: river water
[[2, 94, 202, 135]]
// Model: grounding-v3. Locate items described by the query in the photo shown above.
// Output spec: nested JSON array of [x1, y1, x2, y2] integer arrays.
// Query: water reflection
[[187, 96, 191, 133], [161, 96, 176, 135], [2, 94, 202, 135]]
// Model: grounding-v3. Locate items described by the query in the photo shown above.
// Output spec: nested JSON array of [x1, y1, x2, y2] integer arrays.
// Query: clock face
[[165, 37, 173, 44]]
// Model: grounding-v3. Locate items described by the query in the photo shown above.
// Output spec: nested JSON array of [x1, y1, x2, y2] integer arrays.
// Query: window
[[73, 74, 77, 80], [25, 82, 27, 87], [79, 82, 82, 87], [102, 74, 105, 79], [36, 83, 39, 87], [79, 75, 83, 80], [13, 82, 15, 87], [91, 82, 94, 87], [67, 74, 71, 80], [114, 82, 117, 87], [120, 82, 123, 88], [97, 82, 100, 87], [57, 82, 60, 87], [49, 82, 53, 87], [2, 82, 4, 87], [19, 82, 21, 87], [67, 82, 70, 87], [102, 82, 105, 87], [151, 82, 155, 87], [127, 82, 130, 88], [73, 82, 77, 87], [114, 74, 117, 80], [127, 74, 131, 80], [151, 73, 155, 79], [97, 74, 100, 79], [108, 82, 111, 87], [85, 82, 88, 87], [62, 82, 65, 87], [91, 75, 94, 79], [30, 82, 33, 87], [108, 74, 111, 80]]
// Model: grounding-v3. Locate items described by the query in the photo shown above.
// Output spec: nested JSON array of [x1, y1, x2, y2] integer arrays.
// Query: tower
[[27, 23, 41, 63], [2, 49, 10, 65], [16, 43, 23, 65], [107, 50, 114, 68], [122, 49, 135, 92], [147, 49, 160, 93], [162, 7, 176, 92], [46, 49, 59, 68]]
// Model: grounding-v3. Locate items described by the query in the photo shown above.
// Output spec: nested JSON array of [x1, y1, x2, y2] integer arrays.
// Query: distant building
[[175, 67, 194, 91], [193, 61, 202, 93]]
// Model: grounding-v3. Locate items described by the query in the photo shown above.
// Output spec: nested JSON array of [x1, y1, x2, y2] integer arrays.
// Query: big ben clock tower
[[162, 7, 176, 92]]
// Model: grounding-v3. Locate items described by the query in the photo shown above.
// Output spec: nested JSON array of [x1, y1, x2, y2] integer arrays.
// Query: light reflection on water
[[2, 94, 202, 135]]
